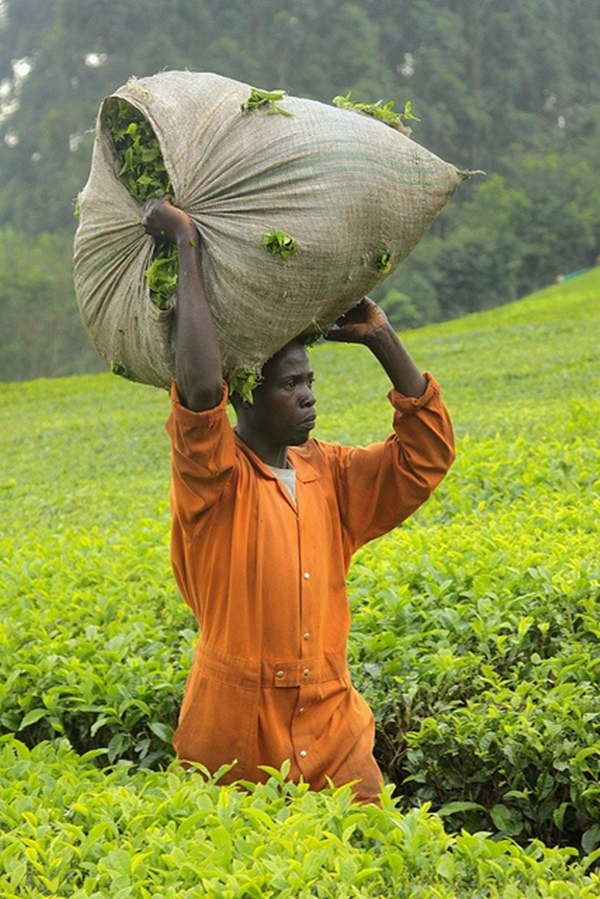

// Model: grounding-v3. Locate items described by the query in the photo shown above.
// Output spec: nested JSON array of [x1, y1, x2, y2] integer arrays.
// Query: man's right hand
[[141, 196, 197, 245]]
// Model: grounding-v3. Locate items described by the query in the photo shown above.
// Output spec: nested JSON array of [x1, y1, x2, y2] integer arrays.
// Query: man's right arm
[[141, 197, 222, 411]]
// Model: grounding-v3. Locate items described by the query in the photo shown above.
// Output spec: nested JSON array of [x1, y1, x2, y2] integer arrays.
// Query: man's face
[[247, 342, 317, 448]]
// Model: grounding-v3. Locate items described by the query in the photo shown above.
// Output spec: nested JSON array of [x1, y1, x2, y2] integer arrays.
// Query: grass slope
[[1, 269, 599, 894]]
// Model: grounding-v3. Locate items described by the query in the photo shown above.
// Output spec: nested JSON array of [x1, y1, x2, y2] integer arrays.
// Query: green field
[[1, 270, 599, 896]]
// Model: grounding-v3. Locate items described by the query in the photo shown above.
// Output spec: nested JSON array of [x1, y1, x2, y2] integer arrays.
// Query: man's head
[[232, 340, 317, 455]]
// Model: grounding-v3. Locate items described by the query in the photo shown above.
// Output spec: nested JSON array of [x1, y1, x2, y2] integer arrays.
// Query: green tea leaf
[[262, 230, 297, 260], [241, 87, 294, 117], [145, 245, 178, 311], [332, 92, 420, 132], [375, 249, 392, 274], [19, 708, 48, 729], [104, 97, 178, 309], [438, 801, 486, 816], [110, 360, 135, 381], [229, 369, 260, 403]]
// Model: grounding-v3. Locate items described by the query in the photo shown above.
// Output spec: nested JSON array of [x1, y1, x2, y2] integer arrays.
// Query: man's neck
[[235, 427, 289, 468]]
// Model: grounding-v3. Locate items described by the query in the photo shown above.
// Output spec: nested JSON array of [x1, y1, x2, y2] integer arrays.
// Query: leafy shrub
[[1, 269, 599, 866], [1, 738, 598, 897], [344, 271, 600, 850]]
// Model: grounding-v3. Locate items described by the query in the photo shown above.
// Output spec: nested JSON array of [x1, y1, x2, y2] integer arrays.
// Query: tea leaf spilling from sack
[[110, 360, 134, 381], [332, 93, 419, 134], [105, 98, 178, 312], [145, 244, 179, 311], [104, 98, 172, 202], [262, 230, 297, 260], [229, 369, 261, 403], [375, 249, 392, 274]]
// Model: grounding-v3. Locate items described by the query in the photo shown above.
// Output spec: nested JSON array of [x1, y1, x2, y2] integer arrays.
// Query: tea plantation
[[1, 269, 599, 896]]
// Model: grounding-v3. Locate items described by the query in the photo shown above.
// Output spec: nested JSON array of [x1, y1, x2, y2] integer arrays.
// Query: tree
[[0, 0, 598, 378], [0, 227, 104, 380]]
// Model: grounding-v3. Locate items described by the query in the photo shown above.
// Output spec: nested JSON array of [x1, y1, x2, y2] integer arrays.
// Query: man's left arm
[[325, 297, 427, 397], [325, 297, 455, 550]]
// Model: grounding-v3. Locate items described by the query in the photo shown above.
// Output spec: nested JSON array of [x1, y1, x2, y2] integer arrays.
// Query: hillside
[[3, 268, 597, 539], [1, 271, 599, 893]]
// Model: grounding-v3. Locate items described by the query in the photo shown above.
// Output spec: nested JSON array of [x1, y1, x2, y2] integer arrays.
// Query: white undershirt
[[268, 465, 297, 503]]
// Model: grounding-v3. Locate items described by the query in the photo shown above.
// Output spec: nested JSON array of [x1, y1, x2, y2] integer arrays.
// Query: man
[[142, 197, 455, 804]]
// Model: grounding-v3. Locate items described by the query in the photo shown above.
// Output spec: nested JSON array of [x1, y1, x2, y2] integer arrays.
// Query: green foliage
[[374, 248, 392, 274], [332, 92, 419, 133], [375, 153, 600, 323], [103, 98, 171, 204], [1, 238, 600, 886], [144, 244, 179, 312], [378, 288, 423, 330], [0, 227, 103, 381], [261, 230, 298, 260], [1, 738, 598, 896], [110, 361, 135, 381], [241, 86, 293, 117], [431, 161, 599, 317], [341, 270, 600, 851], [0, 372, 187, 766], [104, 97, 178, 312], [228, 369, 260, 404], [374, 263, 442, 331]]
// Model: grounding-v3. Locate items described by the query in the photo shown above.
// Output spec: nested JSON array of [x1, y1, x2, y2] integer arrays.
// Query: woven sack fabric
[[74, 71, 467, 388]]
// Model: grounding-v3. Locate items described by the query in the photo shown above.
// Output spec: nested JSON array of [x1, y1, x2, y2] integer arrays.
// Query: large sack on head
[[74, 71, 467, 389]]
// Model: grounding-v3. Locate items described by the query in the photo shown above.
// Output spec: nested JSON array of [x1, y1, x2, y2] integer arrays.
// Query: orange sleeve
[[329, 373, 455, 553], [165, 381, 237, 531]]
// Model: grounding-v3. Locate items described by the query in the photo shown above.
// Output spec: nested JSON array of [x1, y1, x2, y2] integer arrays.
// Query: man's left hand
[[324, 297, 390, 345]]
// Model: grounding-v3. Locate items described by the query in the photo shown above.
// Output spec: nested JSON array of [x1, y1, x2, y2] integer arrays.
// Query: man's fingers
[[324, 328, 346, 342], [324, 324, 366, 343]]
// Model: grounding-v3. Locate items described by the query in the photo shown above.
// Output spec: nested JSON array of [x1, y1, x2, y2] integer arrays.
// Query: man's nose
[[301, 384, 316, 406]]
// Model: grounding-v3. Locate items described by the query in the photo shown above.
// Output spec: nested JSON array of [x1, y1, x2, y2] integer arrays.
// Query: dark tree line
[[0, 0, 599, 379]]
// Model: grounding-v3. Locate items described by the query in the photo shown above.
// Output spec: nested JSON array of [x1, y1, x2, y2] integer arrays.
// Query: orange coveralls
[[165, 373, 454, 802]]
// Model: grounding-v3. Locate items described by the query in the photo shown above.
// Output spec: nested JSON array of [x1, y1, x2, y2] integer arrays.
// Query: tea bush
[[1, 737, 598, 897], [343, 272, 600, 850], [1, 269, 599, 888]]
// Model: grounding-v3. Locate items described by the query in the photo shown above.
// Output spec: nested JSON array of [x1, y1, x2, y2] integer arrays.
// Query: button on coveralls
[[166, 373, 455, 803]]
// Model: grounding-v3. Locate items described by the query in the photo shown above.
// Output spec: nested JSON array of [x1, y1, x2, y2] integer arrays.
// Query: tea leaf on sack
[[332, 92, 420, 133], [241, 87, 294, 117]]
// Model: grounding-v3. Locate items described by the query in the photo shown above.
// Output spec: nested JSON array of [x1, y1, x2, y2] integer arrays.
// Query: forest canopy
[[0, 0, 598, 380]]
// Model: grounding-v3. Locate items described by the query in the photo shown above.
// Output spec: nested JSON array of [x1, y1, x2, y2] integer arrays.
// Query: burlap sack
[[74, 71, 467, 389]]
